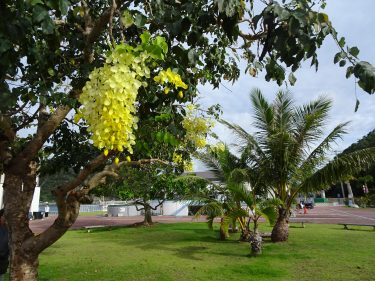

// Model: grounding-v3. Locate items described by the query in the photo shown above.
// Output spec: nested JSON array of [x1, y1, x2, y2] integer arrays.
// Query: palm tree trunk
[[271, 208, 289, 242], [219, 218, 229, 240], [249, 232, 262, 256], [346, 181, 355, 205]]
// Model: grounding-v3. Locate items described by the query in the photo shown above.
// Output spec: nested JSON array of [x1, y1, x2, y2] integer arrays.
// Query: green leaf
[[288, 72, 297, 85], [0, 38, 12, 54], [156, 131, 163, 142], [333, 52, 342, 64], [58, 0, 69, 15], [338, 37, 346, 48], [345, 66, 354, 78], [339, 60, 346, 67], [188, 49, 198, 65], [353, 61, 375, 94], [318, 13, 329, 23], [146, 45, 164, 60], [48, 68, 55, 76], [30, 0, 44, 5], [354, 99, 360, 112], [349, 46, 360, 58], [122, 10, 134, 28], [140, 32, 151, 44], [33, 5, 49, 23], [134, 13, 147, 28], [41, 18, 55, 34], [154, 36, 168, 55]]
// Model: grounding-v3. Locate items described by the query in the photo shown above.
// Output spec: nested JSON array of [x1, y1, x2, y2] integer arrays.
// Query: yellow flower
[[126, 156, 131, 162], [178, 91, 183, 98], [164, 87, 170, 94], [104, 149, 109, 156], [114, 157, 120, 165]]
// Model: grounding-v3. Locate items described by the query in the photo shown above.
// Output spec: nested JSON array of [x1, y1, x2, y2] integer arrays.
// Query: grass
[[77, 211, 106, 217], [37, 222, 375, 281]]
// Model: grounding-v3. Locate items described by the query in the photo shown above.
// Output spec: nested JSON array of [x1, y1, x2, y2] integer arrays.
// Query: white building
[[0, 174, 41, 211]]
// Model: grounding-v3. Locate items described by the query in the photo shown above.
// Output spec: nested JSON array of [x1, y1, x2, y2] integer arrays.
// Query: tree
[[223, 88, 375, 242], [2, 0, 375, 279], [94, 163, 208, 225], [196, 144, 250, 239]]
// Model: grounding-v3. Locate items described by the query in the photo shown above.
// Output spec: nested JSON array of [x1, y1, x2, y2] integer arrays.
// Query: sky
[[194, 0, 375, 171]]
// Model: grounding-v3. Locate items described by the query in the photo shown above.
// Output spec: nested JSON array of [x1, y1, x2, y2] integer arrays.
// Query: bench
[[290, 221, 307, 228], [338, 223, 375, 230], [261, 232, 272, 238], [83, 225, 107, 232]]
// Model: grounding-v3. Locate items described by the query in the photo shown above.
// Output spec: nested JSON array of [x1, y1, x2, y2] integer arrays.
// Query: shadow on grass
[[338, 228, 375, 232], [79, 223, 252, 261]]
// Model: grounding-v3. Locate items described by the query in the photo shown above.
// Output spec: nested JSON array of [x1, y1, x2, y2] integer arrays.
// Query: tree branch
[[0, 115, 16, 142], [55, 153, 109, 195], [108, 0, 117, 46], [8, 105, 72, 174]]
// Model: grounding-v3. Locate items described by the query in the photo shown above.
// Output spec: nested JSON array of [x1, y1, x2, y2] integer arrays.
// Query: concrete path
[[29, 206, 375, 234]]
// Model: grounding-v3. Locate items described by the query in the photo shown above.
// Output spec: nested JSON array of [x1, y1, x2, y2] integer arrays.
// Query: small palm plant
[[227, 180, 279, 255], [195, 144, 252, 239]]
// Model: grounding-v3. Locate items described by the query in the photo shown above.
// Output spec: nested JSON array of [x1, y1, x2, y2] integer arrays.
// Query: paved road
[[29, 206, 375, 234], [290, 205, 375, 224]]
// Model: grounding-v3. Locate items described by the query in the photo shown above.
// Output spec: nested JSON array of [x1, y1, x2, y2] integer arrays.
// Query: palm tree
[[195, 145, 278, 254], [194, 145, 250, 240], [223, 88, 375, 242]]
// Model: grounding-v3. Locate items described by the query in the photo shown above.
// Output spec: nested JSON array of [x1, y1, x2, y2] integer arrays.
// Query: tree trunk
[[271, 208, 289, 242], [9, 251, 39, 281], [3, 165, 83, 281], [219, 218, 229, 240], [249, 232, 262, 256], [143, 204, 153, 225], [3, 170, 40, 280]]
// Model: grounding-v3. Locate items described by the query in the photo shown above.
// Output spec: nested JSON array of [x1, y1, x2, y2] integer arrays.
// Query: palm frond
[[219, 119, 260, 148], [195, 151, 225, 182], [227, 183, 254, 208], [274, 89, 294, 133], [300, 147, 375, 192], [228, 168, 249, 184], [301, 122, 349, 170], [259, 206, 278, 226], [227, 208, 249, 220], [194, 201, 225, 219], [250, 88, 275, 136], [290, 96, 333, 166]]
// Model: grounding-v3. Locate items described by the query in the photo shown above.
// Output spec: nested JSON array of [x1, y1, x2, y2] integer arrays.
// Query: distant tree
[[340, 129, 375, 192], [93, 163, 207, 225]]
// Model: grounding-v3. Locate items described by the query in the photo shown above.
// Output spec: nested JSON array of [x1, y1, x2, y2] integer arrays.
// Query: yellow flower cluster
[[77, 45, 151, 154], [172, 152, 193, 172], [182, 105, 214, 149], [154, 68, 188, 98]]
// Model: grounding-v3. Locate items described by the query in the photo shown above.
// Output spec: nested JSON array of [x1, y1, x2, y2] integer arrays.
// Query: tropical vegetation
[[221, 88, 375, 242], [2, 0, 375, 279], [194, 144, 279, 255]]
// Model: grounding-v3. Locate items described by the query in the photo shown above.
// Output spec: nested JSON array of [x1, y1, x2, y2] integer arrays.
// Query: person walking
[[0, 209, 9, 281], [44, 203, 50, 218]]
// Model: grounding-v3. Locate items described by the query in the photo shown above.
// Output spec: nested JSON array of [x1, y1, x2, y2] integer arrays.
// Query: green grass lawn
[[38, 222, 375, 281]]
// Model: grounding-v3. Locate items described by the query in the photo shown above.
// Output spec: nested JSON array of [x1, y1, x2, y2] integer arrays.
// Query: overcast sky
[[194, 1, 375, 171]]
